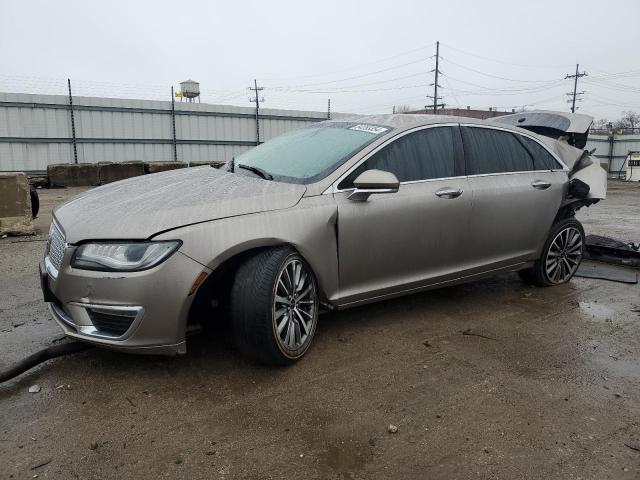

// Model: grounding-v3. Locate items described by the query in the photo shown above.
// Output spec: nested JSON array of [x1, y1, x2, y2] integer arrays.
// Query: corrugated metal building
[[0, 92, 335, 172], [585, 134, 640, 176]]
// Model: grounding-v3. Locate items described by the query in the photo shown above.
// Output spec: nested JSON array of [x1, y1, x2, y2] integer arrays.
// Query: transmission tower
[[426, 41, 445, 114]]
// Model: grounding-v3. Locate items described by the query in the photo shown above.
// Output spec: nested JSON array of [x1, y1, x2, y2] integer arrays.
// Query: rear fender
[[565, 153, 607, 203]]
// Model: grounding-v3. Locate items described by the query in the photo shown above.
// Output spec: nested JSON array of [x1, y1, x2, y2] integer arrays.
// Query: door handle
[[531, 180, 552, 190], [435, 187, 463, 199]]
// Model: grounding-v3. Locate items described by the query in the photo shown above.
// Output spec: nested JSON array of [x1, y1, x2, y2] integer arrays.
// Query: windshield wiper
[[237, 164, 273, 180]]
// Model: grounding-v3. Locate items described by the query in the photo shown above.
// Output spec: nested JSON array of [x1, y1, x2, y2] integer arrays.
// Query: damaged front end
[[492, 110, 607, 211]]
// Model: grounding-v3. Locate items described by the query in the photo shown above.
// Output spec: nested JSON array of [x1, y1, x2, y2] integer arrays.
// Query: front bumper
[[40, 248, 208, 355]]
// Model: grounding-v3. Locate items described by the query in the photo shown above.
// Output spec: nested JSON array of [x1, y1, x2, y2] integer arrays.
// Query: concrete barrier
[[145, 161, 187, 174], [190, 160, 226, 169], [44, 160, 226, 187], [48, 163, 100, 188], [98, 161, 145, 184], [0, 172, 34, 236]]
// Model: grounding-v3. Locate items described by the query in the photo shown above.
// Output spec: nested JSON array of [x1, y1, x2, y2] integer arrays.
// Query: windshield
[[231, 123, 391, 184]]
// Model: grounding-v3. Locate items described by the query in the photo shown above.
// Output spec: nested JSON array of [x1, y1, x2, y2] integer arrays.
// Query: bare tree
[[592, 118, 610, 130], [621, 110, 640, 129], [613, 110, 640, 132]]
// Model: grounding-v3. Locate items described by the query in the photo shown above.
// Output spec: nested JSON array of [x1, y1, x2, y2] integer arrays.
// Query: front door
[[333, 125, 471, 306]]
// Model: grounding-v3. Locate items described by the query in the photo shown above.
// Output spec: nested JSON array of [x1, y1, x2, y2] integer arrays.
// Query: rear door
[[334, 125, 471, 306], [461, 125, 566, 271]]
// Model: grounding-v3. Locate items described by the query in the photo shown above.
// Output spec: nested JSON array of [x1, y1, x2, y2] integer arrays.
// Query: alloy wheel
[[545, 226, 583, 284], [273, 257, 318, 354]]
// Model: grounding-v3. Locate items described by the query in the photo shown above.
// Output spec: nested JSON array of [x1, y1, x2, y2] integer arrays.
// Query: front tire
[[519, 218, 585, 287], [230, 247, 319, 365]]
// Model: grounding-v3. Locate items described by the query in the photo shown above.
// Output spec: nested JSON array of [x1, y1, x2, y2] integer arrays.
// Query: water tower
[[179, 79, 200, 103]]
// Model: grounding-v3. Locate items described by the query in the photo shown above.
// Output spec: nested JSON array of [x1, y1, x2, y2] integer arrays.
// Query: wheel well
[[186, 244, 326, 326], [554, 204, 577, 224]]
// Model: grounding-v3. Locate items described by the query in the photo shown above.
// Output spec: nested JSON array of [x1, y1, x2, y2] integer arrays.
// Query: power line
[[268, 56, 434, 89], [438, 42, 572, 69], [260, 42, 436, 82], [440, 56, 559, 83]]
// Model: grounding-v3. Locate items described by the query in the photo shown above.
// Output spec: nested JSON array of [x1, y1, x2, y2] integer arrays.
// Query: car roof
[[320, 113, 583, 170], [322, 113, 523, 132]]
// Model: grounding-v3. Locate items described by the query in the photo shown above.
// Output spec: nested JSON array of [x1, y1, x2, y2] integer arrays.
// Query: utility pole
[[565, 64, 587, 113], [67, 79, 78, 164], [327, 98, 331, 120], [170, 86, 178, 163], [427, 41, 444, 114], [248, 79, 264, 145]]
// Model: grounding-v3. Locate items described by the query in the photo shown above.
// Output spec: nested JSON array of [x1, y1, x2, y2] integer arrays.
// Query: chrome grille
[[47, 222, 66, 272]]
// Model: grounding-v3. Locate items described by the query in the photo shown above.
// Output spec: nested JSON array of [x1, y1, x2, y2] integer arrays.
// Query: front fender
[[154, 195, 339, 302]]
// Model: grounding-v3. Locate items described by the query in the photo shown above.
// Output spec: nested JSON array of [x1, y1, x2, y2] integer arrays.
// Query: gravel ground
[[1, 181, 639, 479]]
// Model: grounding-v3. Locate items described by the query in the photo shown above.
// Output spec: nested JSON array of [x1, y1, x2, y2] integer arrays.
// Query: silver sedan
[[40, 111, 607, 364]]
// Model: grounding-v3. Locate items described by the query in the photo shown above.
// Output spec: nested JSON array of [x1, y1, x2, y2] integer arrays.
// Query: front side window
[[338, 126, 458, 190], [231, 123, 391, 184], [461, 127, 534, 175], [518, 135, 563, 170]]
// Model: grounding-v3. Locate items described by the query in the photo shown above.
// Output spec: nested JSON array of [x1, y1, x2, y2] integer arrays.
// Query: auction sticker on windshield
[[348, 124, 389, 135]]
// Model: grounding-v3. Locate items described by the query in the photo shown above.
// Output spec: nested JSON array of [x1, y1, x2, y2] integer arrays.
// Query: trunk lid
[[491, 110, 593, 149]]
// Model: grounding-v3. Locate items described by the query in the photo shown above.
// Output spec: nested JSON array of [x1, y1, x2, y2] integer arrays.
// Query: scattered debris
[[125, 396, 136, 408], [422, 340, 431, 347], [30, 458, 52, 470], [461, 329, 497, 341], [387, 424, 398, 434], [614, 393, 623, 398], [584, 234, 640, 268], [90, 442, 99, 450], [174, 456, 183, 465], [12, 321, 26, 328], [28, 385, 41, 393], [625, 443, 640, 453], [368, 438, 377, 447], [575, 261, 637, 284]]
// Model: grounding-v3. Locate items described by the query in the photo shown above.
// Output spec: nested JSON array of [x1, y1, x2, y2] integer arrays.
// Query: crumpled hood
[[54, 166, 306, 243]]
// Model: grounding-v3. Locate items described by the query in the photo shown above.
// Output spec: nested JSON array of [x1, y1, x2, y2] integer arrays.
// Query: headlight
[[71, 241, 182, 272]]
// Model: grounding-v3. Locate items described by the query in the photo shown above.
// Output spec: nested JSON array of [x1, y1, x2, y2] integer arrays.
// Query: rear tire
[[519, 218, 584, 287], [230, 247, 319, 365]]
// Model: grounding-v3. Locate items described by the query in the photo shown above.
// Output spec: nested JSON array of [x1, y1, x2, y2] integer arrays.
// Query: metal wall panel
[[0, 92, 333, 171], [586, 134, 640, 174]]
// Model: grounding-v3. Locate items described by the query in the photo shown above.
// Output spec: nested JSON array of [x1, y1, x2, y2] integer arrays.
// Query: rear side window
[[461, 127, 534, 175], [338, 126, 457, 189], [518, 135, 562, 170]]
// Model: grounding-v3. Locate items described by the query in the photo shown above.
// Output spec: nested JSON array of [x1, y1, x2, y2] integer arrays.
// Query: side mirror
[[348, 169, 400, 202]]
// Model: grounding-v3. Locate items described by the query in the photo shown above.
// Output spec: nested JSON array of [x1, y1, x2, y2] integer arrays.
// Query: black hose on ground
[[0, 341, 94, 383]]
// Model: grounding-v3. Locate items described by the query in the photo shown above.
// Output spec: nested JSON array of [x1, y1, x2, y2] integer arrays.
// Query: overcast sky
[[1, 0, 639, 119]]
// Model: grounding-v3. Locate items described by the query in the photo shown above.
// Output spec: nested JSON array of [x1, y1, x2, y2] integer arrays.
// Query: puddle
[[578, 302, 615, 321]]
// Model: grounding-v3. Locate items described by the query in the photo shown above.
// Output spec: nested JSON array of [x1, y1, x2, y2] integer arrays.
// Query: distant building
[[406, 106, 517, 120]]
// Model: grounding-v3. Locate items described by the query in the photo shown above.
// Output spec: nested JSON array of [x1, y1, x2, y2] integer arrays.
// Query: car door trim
[[324, 122, 568, 194]]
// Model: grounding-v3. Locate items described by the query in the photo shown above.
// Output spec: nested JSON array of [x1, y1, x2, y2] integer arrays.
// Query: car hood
[[54, 166, 306, 243]]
